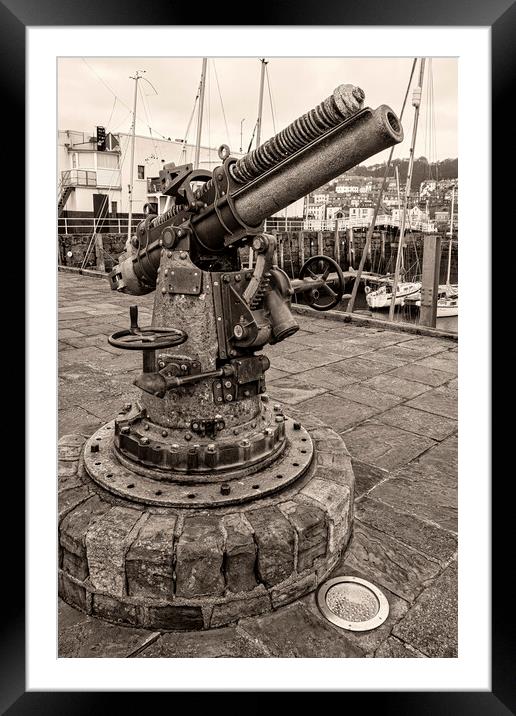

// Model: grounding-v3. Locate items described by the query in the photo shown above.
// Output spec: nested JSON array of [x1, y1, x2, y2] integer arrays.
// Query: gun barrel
[[193, 105, 402, 250]]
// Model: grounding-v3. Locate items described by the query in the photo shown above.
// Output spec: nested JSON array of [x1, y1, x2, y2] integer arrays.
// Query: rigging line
[[81, 58, 171, 142], [346, 57, 417, 314], [265, 64, 277, 135], [207, 60, 212, 166], [105, 96, 117, 132], [212, 60, 230, 145], [138, 81, 160, 167]]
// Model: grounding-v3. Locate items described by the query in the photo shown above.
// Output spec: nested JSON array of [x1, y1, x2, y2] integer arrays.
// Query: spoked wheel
[[298, 255, 345, 311]]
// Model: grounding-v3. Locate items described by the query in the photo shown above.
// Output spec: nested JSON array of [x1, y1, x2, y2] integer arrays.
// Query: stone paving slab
[[238, 603, 365, 657], [342, 421, 436, 471], [338, 522, 442, 602], [392, 560, 458, 657], [57, 272, 458, 660]]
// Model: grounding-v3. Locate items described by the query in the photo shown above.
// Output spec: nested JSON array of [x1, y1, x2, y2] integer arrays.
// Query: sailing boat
[[365, 157, 422, 310], [366, 279, 421, 309], [415, 185, 458, 317]]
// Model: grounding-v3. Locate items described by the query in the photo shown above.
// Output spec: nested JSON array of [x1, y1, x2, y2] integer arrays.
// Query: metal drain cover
[[317, 576, 389, 632]]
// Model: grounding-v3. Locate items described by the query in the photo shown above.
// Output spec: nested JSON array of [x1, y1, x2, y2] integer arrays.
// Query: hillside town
[[303, 173, 458, 234]]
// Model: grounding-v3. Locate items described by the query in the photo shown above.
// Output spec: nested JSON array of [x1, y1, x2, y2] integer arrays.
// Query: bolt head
[[220, 483, 231, 495], [226, 394, 233, 401], [224, 380, 232, 389], [141, 437, 149, 445], [184, 432, 192, 441]]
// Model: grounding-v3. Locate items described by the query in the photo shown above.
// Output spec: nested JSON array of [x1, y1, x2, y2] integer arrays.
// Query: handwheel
[[298, 255, 345, 311], [108, 305, 188, 350]]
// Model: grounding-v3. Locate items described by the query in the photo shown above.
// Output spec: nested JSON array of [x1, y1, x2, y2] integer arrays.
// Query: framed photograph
[[10, 0, 506, 708]]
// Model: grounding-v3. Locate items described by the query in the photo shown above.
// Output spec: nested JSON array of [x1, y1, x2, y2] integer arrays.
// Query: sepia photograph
[[56, 54, 459, 661]]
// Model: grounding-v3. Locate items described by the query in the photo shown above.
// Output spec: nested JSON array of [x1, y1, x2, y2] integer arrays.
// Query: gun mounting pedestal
[[59, 83, 403, 630]]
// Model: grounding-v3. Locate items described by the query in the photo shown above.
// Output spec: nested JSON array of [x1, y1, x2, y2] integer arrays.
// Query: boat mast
[[127, 70, 144, 243], [194, 58, 207, 169], [389, 58, 426, 321], [446, 185, 455, 287], [256, 59, 267, 148]]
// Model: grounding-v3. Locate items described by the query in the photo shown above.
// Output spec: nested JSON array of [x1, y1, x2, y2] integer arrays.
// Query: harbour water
[[339, 290, 458, 333]]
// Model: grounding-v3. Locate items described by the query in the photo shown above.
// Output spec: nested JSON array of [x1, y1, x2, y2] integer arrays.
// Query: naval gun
[[98, 84, 402, 500], [60, 84, 404, 631]]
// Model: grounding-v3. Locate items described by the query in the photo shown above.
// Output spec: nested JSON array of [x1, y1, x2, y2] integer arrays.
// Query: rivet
[[243, 390, 250, 397], [141, 437, 149, 445], [223, 275, 230, 283], [164, 268, 169, 276], [235, 274, 241, 282], [251, 422, 256, 429], [217, 397, 223, 403], [180, 252, 187, 260], [207, 444, 216, 452], [161, 287, 166, 294], [184, 432, 192, 441], [233, 428, 239, 435], [143, 423, 149, 431], [161, 430, 168, 437], [167, 251, 172, 258], [158, 361, 165, 369]]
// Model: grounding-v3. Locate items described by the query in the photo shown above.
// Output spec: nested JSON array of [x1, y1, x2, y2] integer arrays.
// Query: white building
[[349, 206, 375, 222], [58, 128, 245, 217]]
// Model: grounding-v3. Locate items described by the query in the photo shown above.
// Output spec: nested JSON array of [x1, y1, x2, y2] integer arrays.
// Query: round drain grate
[[317, 576, 389, 632]]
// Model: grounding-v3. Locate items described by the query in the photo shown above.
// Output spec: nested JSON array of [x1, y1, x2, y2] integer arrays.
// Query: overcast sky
[[58, 57, 457, 165]]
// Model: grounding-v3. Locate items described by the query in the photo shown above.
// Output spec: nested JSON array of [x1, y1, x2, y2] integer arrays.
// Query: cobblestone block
[[175, 515, 225, 598], [210, 587, 272, 627], [299, 479, 351, 553], [246, 506, 296, 588], [85, 506, 143, 597], [222, 513, 258, 593], [126, 514, 176, 600], [146, 603, 204, 631], [279, 500, 328, 571]]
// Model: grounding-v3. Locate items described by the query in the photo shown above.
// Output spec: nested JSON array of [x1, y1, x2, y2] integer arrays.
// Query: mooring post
[[298, 231, 305, 271], [279, 234, 285, 269], [94, 233, 105, 273], [317, 230, 324, 255], [348, 227, 354, 267], [419, 234, 441, 328], [334, 225, 340, 266]]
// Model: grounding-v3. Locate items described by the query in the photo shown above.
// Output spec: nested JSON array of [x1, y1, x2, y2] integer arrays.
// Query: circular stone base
[[58, 422, 355, 631]]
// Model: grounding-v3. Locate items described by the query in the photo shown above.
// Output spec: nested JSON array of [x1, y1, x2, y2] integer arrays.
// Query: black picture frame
[[11, 0, 506, 710]]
